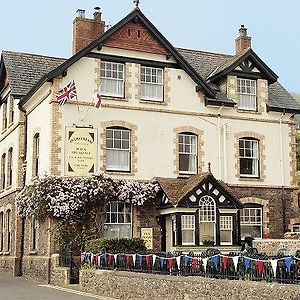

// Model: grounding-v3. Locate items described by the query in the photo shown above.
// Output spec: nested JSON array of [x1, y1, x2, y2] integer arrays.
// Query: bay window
[[181, 215, 195, 245]]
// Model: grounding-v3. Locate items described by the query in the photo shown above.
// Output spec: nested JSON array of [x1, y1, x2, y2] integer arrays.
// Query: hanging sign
[[141, 227, 153, 250], [65, 127, 97, 176]]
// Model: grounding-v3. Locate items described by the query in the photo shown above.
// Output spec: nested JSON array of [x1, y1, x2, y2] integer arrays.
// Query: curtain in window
[[106, 149, 130, 171]]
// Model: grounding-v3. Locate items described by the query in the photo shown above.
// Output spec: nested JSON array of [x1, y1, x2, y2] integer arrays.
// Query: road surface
[[0, 272, 118, 300]]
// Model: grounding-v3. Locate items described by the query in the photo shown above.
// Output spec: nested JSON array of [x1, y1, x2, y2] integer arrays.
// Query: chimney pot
[[76, 9, 85, 18], [235, 24, 251, 55], [93, 7, 102, 20]]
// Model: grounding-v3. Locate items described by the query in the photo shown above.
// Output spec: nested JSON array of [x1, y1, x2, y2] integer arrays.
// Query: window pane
[[237, 78, 256, 110]]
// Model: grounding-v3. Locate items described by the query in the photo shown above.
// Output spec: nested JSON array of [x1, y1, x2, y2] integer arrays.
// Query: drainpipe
[[279, 112, 286, 234], [217, 106, 224, 180], [17, 105, 27, 277], [223, 123, 228, 183]]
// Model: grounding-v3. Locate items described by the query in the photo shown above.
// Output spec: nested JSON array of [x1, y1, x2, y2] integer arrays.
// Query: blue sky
[[1, 0, 300, 93]]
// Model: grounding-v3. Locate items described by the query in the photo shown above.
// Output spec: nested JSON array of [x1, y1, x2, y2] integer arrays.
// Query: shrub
[[85, 237, 147, 253]]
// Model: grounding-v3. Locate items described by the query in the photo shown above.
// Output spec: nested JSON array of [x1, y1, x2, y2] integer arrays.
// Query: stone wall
[[50, 254, 70, 286], [253, 239, 300, 256], [230, 185, 298, 238], [22, 255, 50, 283], [80, 269, 300, 300]]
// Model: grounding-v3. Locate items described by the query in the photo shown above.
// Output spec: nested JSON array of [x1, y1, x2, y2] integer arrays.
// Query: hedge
[[85, 238, 147, 253]]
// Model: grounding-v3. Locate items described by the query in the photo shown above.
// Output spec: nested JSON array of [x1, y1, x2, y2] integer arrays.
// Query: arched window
[[106, 127, 130, 172], [7, 148, 13, 187], [2, 101, 7, 131], [0, 212, 3, 252], [199, 196, 216, 245], [178, 132, 197, 174], [239, 137, 259, 177], [1, 153, 6, 190], [33, 133, 40, 177], [6, 209, 11, 252], [8, 95, 14, 125]]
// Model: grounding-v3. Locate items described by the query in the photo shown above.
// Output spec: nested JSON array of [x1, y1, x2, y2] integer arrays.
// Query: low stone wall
[[0, 256, 19, 276], [22, 255, 51, 283], [80, 269, 300, 300], [253, 239, 300, 256], [50, 254, 70, 286]]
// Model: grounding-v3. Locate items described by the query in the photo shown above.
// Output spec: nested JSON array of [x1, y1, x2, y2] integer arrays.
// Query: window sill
[[237, 109, 261, 115], [30, 250, 38, 255], [3, 251, 10, 256], [140, 99, 166, 105], [239, 176, 264, 182], [1, 129, 7, 134], [102, 96, 127, 102], [105, 170, 135, 177], [8, 122, 14, 129]]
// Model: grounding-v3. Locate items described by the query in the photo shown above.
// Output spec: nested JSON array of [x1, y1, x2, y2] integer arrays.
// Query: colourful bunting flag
[[176, 256, 181, 270], [232, 256, 239, 271], [212, 255, 220, 271], [244, 257, 251, 272], [202, 257, 208, 272], [256, 260, 264, 277], [270, 259, 278, 277], [284, 257, 293, 273], [222, 256, 229, 270]]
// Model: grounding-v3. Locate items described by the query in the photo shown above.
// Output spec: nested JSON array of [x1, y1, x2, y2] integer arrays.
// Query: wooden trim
[[86, 52, 179, 69]]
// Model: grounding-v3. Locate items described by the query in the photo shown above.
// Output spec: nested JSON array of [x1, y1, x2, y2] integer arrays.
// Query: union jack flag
[[56, 80, 77, 106]]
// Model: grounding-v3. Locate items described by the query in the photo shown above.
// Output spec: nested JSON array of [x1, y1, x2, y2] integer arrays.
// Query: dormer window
[[237, 78, 256, 111]]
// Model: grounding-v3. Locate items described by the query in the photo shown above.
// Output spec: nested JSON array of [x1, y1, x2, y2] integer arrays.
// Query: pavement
[[0, 272, 118, 300]]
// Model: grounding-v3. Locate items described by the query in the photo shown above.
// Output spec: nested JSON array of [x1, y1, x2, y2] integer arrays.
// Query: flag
[[94, 88, 102, 109], [56, 80, 77, 106]]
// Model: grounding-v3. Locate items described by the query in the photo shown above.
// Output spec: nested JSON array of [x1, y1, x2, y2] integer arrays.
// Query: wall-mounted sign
[[65, 127, 97, 176], [141, 227, 153, 250]]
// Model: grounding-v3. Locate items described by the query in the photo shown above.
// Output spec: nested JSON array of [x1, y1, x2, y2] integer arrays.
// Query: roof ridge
[[176, 46, 233, 58], [2, 50, 66, 60]]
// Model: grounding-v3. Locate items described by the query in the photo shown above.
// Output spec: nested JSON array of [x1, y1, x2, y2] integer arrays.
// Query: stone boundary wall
[[253, 239, 300, 256], [80, 269, 300, 300], [50, 254, 70, 286]]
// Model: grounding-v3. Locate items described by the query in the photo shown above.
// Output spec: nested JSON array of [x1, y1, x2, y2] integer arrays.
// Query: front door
[[220, 215, 233, 245]]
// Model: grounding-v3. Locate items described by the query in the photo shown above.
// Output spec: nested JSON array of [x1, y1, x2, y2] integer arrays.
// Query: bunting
[[176, 256, 181, 270], [284, 257, 293, 273], [244, 257, 251, 272], [212, 255, 220, 271], [222, 256, 229, 270], [256, 260, 264, 277], [232, 256, 239, 272], [202, 257, 208, 272], [270, 259, 278, 278]]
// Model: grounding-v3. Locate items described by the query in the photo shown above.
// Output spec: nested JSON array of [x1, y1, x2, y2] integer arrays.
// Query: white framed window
[[106, 128, 130, 172], [141, 66, 163, 101], [239, 138, 259, 177], [100, 61, 124, 97], [240, 207, 262, 239], [179, 133, 197, 174], [104, 202, 132, 238], [181, 215, 195, 245], [220, 215, 233, 245], [237, 78, 256, 111], [199, 196, 216, 245]]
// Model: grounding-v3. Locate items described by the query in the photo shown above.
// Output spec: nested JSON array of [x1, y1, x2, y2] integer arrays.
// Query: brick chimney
[[72, 7, 105, 54], [235, 25, 251, 55]]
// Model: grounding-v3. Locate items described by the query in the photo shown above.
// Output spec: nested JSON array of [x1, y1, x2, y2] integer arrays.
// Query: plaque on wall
[[141, 227, 153, 250], [65, 127, 97, 176]]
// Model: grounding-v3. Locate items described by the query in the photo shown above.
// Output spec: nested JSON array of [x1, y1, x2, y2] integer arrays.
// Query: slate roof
[[2, 51, 66, 97], [1, 7, 299, 112], [177, 48, 300, 113]]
